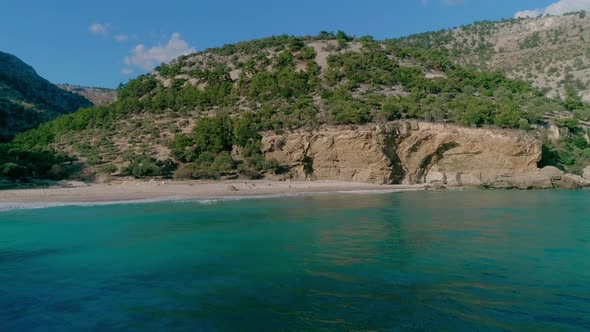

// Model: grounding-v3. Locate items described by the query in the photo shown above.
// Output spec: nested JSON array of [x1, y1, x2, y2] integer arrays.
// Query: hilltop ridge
[[57, 84, 117, 106]]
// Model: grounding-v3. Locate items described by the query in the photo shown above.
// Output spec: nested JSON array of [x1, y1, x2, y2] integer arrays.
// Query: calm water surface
[[0, 190, 589, 331]]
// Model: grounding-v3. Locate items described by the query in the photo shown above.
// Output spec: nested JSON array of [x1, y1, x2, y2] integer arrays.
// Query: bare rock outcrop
[[583, 166, 590, 181], [487, 166, 590, 190], [391, 122, 541, 186], [262, 129, 393, 183], [261, 121, 590, 189], [262, 121, 543, 186]]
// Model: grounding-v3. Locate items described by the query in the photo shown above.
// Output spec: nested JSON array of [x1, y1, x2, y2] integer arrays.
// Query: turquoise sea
[[1, 190, 589, 331]]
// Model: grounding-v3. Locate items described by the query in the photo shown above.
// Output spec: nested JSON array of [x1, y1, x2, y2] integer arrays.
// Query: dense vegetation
[[2, 31, 590, 181], [0, 51, 92, 142]]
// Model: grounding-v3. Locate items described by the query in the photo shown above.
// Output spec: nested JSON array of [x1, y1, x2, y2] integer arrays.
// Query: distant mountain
[[58, 84, 117, 106], [0, 51, 92, 141]]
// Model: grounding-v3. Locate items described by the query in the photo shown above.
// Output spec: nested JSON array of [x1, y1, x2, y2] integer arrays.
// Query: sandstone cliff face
[[262, 128, 393, 183], [393, 122, 541, 186], [261, 121, 543, 186]]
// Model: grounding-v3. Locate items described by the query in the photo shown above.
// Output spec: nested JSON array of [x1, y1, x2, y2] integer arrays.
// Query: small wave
[[0, 188, 422, 212], [335, 188, 421, 194], [0, 193, 308, 212], [0, 196, 191, 212]]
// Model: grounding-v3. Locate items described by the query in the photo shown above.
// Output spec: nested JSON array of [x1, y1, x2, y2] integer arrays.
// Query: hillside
[[2, 32, 590, 183], [397, 13, 590, 175], [0, 51, 92, 142], [58, 84, 117, 106], [398, 11, 590, 104]]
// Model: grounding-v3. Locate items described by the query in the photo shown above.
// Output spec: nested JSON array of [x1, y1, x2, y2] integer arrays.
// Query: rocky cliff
[[262, 121, 589, 189]]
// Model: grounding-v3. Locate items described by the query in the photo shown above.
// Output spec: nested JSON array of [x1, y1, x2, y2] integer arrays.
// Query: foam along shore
[[0, 180, 425, 204]]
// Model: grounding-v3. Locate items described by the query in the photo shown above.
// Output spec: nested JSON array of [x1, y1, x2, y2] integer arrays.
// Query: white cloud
[[114, 34, 128, 42], [89, 23, 110, 35], [121, 68, 134, 75], [515, 0, 590, 18], [124, 32, 196, 71]]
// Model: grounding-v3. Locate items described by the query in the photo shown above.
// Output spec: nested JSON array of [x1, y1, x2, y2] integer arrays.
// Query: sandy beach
[[0, 180, 425, 204]]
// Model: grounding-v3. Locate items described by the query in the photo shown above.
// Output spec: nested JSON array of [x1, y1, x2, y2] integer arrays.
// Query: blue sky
[[0, 0, 569, 88]]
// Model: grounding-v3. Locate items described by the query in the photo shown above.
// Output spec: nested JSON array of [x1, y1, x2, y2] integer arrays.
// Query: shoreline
[[0, 180, 425, 207]]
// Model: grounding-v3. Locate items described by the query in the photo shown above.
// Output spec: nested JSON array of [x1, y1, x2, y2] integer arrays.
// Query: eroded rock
[[262, 121, 542, 186], [260, 121, 589, 189], [262, 129, 392, 183], [486, 166, 590, 189], [392, 122, 541, 186]]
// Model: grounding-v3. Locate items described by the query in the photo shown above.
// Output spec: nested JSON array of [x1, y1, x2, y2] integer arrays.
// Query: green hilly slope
[[2, 32, 589, 181], [398, 12, 590, 105], [0, 51, 92, 142]]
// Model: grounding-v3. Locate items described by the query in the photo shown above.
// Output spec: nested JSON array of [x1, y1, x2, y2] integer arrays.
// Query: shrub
[[555, 118, 579, 132], [288, 38, 305, 51], [262, 158, 280, 174], [99, 164, 118, 174], [1, 163, 27, 180], [330, 100, 372, 124], [298, 46, 316, 60], [572, 134, 589, 150], [380, 98, 404, 120], [517, 118, 531, 130], [336, 30, 352, 48], [48, 164, 67, 180], [237, 163, 263, 179], [558, 150, 576, 166], [124, 156, 163, 178], [169, 133, 194, 162], [520, 32, 541, 49], [86, 154, 102, 166], [173, 164, 194, 179], [573, 109, 590, 122], [196, 151, 215, 164], [191, 164, 218, 179], [212, 152, 235, 174]]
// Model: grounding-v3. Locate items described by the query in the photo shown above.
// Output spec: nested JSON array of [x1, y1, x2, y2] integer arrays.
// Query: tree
[[233, 113, 261, 147], [192, 113, 234, 155], [336, 30, 353, 46], [1, 162, 27, 180], [169, 133, 195, 162], [564, 86, 583, 111]]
